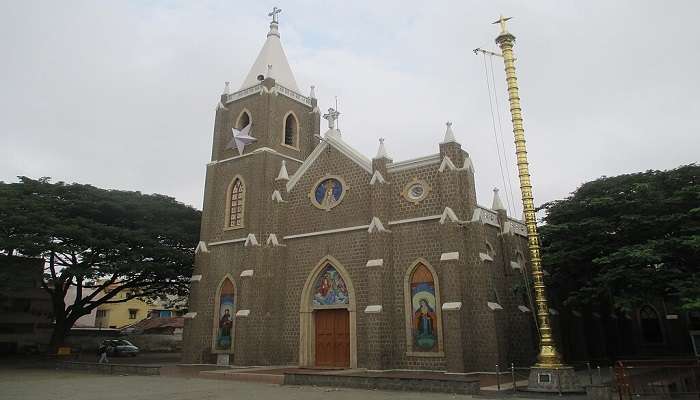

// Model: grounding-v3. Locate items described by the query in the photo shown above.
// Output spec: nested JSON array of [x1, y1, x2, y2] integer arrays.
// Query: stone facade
[[182, 19, 538, 372]]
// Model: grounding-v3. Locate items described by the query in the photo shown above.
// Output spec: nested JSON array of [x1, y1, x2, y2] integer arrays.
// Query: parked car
[[100, 339, 139, 357]]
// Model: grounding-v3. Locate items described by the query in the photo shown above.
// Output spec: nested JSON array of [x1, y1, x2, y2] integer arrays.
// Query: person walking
[[98, 342, 109, 364]]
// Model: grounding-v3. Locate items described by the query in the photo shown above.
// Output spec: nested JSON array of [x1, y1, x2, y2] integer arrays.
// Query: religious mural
[[312, 178, 344, 210], [215, 279, 235, 351], [312, 265, 349, 306], [410, 264, 438, 351]]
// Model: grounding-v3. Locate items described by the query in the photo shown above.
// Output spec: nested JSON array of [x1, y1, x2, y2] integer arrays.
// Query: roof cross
[[492, 15, 512, 34], [269, 7, 282, 23], [323, 108, 340, 130]]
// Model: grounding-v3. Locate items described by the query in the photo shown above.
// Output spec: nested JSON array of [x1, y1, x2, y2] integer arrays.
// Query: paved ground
[[0, 368, 477, 400]]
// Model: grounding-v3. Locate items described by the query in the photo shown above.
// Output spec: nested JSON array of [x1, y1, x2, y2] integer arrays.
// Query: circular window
[[403, 179, 430, 203], [310, 176, 346, 211], [408, 184, 425, 200]]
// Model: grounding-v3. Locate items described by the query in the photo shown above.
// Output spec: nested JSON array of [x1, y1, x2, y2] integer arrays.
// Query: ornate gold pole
[[493, 16, 563, 369]]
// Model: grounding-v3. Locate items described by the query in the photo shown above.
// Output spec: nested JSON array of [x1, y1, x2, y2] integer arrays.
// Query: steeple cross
[[492, 15, 512, 34], [269, 7, 282, 23], [323, 108, 340, 130]]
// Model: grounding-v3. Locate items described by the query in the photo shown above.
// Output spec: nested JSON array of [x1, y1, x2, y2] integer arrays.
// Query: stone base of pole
[[527, 365, 582, 393]]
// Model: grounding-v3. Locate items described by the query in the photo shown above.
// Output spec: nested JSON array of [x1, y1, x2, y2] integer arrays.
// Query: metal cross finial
[[269, 7, 282, 23], [379, 137, 385, 144], [492, 15, 512, 34], [323, 108, 340, 130]]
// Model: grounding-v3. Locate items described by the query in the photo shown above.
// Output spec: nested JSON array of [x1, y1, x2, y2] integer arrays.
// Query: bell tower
[[210, 9, 320, 163]]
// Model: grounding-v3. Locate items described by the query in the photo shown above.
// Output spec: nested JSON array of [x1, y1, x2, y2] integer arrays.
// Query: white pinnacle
[[223, 81, 230, 95], [374, 138, 389, 160], [276, 160, 289, 181], [492, 188, 506, 211], [309, 85, 316, 99], [443, 121, 457, 143]]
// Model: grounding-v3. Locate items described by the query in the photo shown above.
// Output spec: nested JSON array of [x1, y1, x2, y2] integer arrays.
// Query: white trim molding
[[208, 237, 247, 246], [518, 305, 531, 313], [487, 302, 503, 311], [440, 252, 459, 261], [366, 259, 384, 267], [368, 217, 390, 233], [284, 224, 369, 240], [438, 156, 457, 172], [244, 233, 260, 247], [190, 275, 202, 282], [195, 241, 209, 254], [479, 252, 494, 262], [235, 309, 251, 317], [240, 269, 254, 277], [183, 312, 198, 319], [369, 170, 386, 185], [364, 305, 383, 314], [442, 302, 462, 311]]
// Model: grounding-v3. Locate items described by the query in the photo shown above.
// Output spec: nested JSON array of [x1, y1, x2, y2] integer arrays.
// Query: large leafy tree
[[539, 164, 699, 314], [0, 177, 201, 349]]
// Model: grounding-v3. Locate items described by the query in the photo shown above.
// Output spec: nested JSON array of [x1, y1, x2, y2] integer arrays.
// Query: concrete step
[[198, 369, 285, 384]]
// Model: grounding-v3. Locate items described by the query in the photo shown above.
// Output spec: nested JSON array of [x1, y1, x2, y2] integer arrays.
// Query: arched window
[[283, 112, 298, 147], [226, 177, 245, 229], [640, 305, 663, 343], [214, 278, 235, 351], [407, 262, 441, 353], [236, 111, 251, 130]]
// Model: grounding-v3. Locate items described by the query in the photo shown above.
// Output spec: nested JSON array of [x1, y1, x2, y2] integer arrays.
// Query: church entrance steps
[[284, 369, 481, 395]]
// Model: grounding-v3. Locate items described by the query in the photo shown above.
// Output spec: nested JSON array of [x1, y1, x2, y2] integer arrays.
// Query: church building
[[182, 12, 537, 372]]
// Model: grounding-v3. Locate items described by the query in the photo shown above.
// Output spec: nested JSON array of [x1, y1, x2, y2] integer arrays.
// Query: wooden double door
[[314, 309, 350, 368]]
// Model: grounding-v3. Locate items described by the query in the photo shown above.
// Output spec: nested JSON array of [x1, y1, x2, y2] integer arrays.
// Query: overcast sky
[[2, 1, 698, 215]]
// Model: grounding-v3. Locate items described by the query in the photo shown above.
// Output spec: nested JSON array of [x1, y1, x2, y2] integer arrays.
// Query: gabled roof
[[286, 129, 372, 191], [240, 21, 300, 92]]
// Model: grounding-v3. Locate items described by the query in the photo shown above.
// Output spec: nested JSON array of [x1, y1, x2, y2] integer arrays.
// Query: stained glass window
[[410, 264, 439, 352], [215, 278, 235, 351]]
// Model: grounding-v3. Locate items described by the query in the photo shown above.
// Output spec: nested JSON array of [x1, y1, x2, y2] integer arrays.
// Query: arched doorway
[[299, 256, 357, 368]]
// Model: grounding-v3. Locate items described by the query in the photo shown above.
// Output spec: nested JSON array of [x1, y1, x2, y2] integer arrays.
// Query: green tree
[[539, 164, 699, 314], [0, 177, 201, 349]]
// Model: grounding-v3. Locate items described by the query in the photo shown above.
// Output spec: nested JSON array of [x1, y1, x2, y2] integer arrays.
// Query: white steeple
[[239, 8, 300, 92], [492, 187, 506, 212], [442, 121, 457, 143], [374, 138, 390, 160]]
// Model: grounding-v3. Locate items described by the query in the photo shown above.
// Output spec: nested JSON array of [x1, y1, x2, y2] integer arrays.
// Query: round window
[[408, 184, 424, 199], [403, 179, 430, 203]]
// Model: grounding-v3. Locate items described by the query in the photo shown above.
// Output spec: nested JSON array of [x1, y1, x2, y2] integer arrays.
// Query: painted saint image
[[216, 288, 234, 350], [314, 178, 343, 210], [411, 281, 438, 351], [312, 265, 349, 305]]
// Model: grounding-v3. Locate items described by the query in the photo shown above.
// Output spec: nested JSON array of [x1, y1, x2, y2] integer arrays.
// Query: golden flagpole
[[484, 16, 579, 391], [492, 15, 563, 369]]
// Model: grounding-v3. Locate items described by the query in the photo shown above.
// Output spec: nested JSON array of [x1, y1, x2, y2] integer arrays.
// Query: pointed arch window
[[283, 112, 298, 148], [407, 263, 441, 353], [226, 177, 245, 229], [214, 278, 235, 351], [640, 305, 663, 344], [236, 111, 251, 130]]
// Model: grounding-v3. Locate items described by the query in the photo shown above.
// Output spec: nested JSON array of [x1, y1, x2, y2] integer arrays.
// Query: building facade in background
[[0, 256, 52, 354], [182, 15, 538, 372]]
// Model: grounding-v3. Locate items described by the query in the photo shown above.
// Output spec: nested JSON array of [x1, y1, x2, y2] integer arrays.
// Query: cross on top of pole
[[492, 15, 512, 34], [269, 7, 282, 23]]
